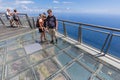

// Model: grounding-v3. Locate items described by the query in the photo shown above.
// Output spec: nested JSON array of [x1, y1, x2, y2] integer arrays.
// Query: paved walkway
[[0, 25, 32, 40]]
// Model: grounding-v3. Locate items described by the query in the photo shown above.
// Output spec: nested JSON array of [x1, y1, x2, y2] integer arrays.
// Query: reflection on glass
[[6, 48, 25, 63], [29, 51, 45, 64], [6, 58, 29, 78], [34, 60, 58, 80], [9, 69, 35, 80]]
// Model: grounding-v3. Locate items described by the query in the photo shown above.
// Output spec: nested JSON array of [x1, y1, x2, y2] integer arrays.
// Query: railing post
[[78, 25, 82, 43], [100, 34, 110, 53], [0, 17, 5, 25], [18, 16, 22, 25], [32, 17, 36, 29], [63, 21, 67, 37], [25, 14, 32, 29], [104, 34, 113, 54]]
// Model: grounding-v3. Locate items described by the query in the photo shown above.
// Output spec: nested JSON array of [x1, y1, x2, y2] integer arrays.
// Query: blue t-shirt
[[46, 15, 56, 28]]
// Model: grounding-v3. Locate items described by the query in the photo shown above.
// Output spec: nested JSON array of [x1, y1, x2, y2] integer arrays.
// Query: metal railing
[[0, 12, 34, 29], [0, 12, 120, 59], [0, 14, 120, 80], [57, 19, 120, 59]]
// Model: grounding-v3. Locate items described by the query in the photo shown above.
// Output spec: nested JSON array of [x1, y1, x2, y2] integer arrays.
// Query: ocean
[[56, 13, 120, 28]]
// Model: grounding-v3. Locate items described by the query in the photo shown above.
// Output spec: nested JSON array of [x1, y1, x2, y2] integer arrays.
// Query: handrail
[[0, 17, 5, 25], [57, 19, 120, 59], [0, 12, 120, 58], [0, 12, 33, 29], [58, 19, 120, 32]]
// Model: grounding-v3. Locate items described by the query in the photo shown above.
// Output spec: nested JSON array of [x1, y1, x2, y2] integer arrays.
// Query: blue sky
[[0, 0, 120, 15]]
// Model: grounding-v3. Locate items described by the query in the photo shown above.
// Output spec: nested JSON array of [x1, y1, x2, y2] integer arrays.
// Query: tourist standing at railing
[[6, 8, 13, 27], [39, 14, 47, 42], [12, 9, 20, 27], [46, 9, 58, 44]]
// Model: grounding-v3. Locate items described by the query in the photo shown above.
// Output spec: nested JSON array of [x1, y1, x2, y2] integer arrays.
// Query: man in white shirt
[[6, 8, 13, 27]]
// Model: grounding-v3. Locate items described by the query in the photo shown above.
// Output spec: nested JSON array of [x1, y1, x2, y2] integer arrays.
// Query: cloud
[[21, 5, 28, 10], [16, 0, 34, 4], [53, 0, 59, 4], [66, 8, 70, 10], [53, 7, 59, 9], [63, 1, 73, 4], [0, 6, 13, 11], [76, 8, 120, 15]]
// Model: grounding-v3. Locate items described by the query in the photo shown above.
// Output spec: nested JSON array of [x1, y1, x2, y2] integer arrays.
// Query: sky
[[0, 0, 120, 15]]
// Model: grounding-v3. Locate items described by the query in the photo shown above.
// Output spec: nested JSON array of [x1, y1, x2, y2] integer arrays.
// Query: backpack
[[36, 18, 40, 28]]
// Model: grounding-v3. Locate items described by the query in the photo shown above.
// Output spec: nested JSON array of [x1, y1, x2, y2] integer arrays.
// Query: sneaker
[[40, 40, 44, 43], [44, 38, 47, 41], [55, 39, 57, 44], [50, 40, 54, 44]]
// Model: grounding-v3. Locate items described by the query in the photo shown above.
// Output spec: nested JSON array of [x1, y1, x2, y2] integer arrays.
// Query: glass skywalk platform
[[0, 29, 120, 80], [0, 12, 120, 80]]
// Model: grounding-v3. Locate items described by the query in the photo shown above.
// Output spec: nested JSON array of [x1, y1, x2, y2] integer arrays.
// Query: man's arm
[[55, 18, 58, 30]]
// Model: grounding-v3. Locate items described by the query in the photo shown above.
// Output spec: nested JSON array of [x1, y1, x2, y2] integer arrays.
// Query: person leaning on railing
[[6, 8, 13, 27], [12, 9, 21, 27], [46, 9, 58, 44]]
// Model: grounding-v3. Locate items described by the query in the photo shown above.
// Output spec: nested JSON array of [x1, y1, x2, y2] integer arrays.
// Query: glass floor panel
[[54, 52, 72, 66], [79, 53, 99, 70], [6, 58, 29, 79], [34, 60, 59, 80], [6, 48, 26, 63], [9, 69, 35, 80], [52, 73, 67, 80], [29, 50, 48, 64], [0, 30, 119, 80], [98, 64, 120, 80], [66, 62, 91, 80]]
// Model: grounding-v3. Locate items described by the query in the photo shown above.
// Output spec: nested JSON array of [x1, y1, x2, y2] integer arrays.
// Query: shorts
[[39, 28, 44, 33], [49, 29, 56, 37], [14, 18, 19, 22], [8, 16, 13, 21]]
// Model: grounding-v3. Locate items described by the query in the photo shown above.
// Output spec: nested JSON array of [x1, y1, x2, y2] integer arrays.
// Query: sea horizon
[[29, 13, 120, 29]]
